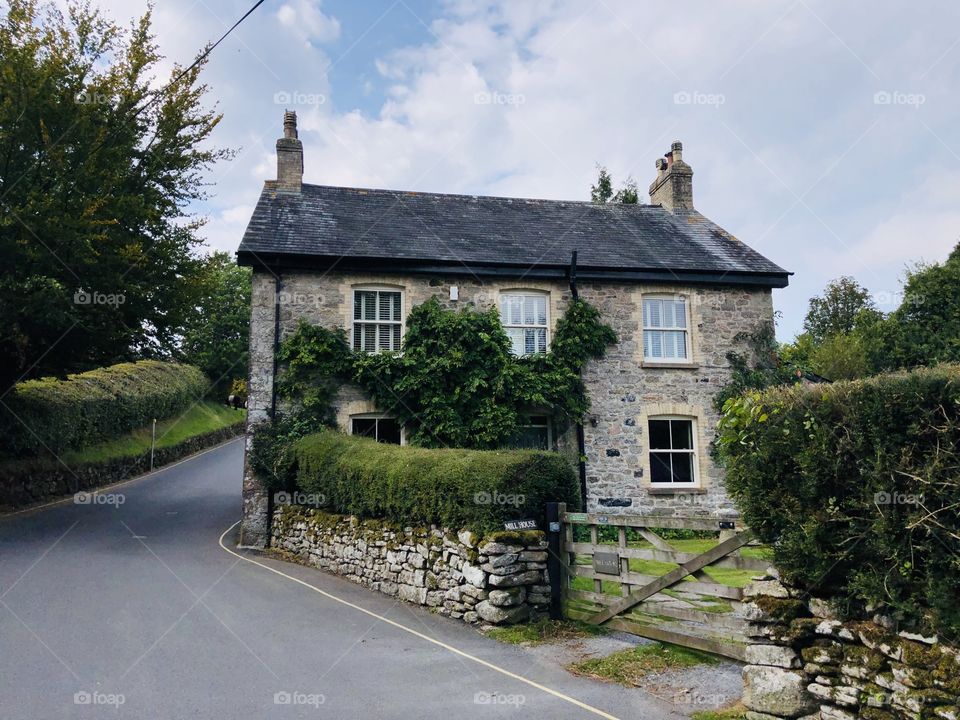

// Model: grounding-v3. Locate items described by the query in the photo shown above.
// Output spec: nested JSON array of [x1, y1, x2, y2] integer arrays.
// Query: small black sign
[[503, 519, 538, 531], [719, 520, 736, 530], [593, 551, 620, 575]]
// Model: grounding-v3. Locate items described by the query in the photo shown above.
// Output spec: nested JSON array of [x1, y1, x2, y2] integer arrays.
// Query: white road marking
[[218, 521, 623, 720]]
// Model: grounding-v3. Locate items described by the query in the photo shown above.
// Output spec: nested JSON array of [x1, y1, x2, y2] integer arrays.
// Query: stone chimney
[[276, 110, 303, 191], [648, 141, 693, 211]]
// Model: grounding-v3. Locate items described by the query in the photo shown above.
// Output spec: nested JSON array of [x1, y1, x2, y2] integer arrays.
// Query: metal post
[[150, 418, 156, 471], [546, 502, 566, 620]]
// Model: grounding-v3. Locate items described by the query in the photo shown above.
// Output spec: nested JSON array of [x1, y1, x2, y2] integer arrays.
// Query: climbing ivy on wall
[[274, 296, 616, 450]]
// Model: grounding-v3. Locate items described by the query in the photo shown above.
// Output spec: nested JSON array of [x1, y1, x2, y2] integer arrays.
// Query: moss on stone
[[482, 530, 544, 546], [859, 706, 896, 720], [899, 639, 944, 669], [930, 650, 960, 694], [843, 645, 889, 672], [754, 596, 808, 622], [784, 617, 820, 643], [801, 640, 844, 664]]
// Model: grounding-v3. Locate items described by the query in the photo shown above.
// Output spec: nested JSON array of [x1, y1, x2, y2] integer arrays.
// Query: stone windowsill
[[646, 486, 706, 495], [641, 361, 700, 370]]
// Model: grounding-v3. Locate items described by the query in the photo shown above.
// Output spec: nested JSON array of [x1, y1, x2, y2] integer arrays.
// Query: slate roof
[[237, 182, 790, 287]]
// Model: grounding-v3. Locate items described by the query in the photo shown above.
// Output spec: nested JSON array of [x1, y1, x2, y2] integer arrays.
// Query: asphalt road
[[0, 438, 684, 719]]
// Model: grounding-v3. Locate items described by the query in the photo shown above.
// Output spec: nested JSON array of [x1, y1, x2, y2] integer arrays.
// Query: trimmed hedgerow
[[288, 430, 580, 534], [0, 361, 209, 457], [715, 363, 960, 635]]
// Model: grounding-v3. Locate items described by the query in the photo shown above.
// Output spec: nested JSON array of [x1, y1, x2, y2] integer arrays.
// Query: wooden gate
[[550, 505, 768, 661]]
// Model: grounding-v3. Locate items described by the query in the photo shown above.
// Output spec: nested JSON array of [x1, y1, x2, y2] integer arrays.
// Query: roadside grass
[[567, 641, 719, 686], [485, 618, 608, 645], [60, 402, 245, 464], [690, 704, 747, 720]]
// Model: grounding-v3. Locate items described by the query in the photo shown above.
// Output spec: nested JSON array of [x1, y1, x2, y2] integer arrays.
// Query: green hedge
[[715, 364, 960, 634], [288, 430, 580, 534], [0, 361, 209, 457]]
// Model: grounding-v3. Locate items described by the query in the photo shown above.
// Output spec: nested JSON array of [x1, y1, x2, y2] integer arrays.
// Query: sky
[[85, 0, 960, 339]]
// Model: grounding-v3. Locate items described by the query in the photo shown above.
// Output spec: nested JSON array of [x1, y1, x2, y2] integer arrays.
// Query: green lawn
[[60, 401, 245, 464], [568, 536, 771, 601]]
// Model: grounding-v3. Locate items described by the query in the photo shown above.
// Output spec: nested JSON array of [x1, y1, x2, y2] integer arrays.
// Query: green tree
[[590, 165, 638, 204], [0, 0, 227, 390], [869, 244, 960, 370], [802, 277, 880, 344], [179, 252, 251, 398], [808, 333, 870, 381]]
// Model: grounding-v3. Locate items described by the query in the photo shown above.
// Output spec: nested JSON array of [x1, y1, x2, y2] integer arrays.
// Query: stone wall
[[270, 503, 552, 625], [239, 268, 775, 545], [739, 579, 959, 720]]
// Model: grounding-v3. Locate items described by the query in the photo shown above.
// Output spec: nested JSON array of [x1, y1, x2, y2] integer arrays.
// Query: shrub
[[288, 430, 580, 534], [273, 297, 616, 450], [715, 364, 960, 634], [0, 361, 209, 457]]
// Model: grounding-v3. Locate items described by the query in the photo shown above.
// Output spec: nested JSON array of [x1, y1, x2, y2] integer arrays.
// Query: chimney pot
[[283, 110, 298, 139]]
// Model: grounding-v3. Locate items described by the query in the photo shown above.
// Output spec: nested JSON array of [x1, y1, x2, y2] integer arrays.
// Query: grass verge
[[61, 402, 245, 464], [0, 402, 246, 509], [485, 618, 608, 645], [690, 704, 747, 720], [567, 642, 719, 686]]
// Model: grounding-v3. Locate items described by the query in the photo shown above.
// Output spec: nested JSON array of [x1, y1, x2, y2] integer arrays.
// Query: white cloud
[[75, 0, 960, 337], [839, 169, 960, 273], [276, 0, 341, 46]]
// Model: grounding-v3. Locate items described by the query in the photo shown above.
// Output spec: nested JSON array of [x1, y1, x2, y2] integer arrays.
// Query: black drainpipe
[[568, 251, 588, 510]]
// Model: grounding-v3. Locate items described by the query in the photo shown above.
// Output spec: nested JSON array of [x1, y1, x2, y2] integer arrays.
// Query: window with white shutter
[[643, 296, 689, 362], [499, 292, 548, 356], [353, 289, 403, 353]]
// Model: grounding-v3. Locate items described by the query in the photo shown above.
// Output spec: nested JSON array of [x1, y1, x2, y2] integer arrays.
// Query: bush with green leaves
[[715, 364, 960, 635], [0, 361, 208, 457], [286, 429, 581, 534], [274, 296, 616, 449]]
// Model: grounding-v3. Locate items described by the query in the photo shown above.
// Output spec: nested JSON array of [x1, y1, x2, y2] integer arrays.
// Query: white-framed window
[[353, 288, 403, 353], [500, 292, 548, 356], [643, 295, 689, 362], [510, 415, 552, 450], [350, 415, 403, 445], [648, 416, 697, 486]]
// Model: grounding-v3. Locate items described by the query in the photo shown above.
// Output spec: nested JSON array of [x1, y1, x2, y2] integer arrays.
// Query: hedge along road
[[0, 438, 685, 720]]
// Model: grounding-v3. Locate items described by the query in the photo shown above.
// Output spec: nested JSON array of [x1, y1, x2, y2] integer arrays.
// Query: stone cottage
[[235, 112, 790, 547]]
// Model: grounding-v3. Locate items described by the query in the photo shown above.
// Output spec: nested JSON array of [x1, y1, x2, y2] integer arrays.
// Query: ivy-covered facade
[[236, 113, 790, 547]]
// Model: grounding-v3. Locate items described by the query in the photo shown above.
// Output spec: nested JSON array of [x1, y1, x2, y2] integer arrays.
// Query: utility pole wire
[[152, 0, 268, 111]]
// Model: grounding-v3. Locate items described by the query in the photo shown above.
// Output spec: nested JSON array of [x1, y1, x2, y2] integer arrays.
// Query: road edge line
[[0, 435, 245, 520], [217, 521, 622, 720]]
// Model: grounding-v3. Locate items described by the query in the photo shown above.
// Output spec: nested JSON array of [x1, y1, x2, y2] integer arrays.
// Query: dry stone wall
[[271, 503, 552, 625], [739, 578, 959, 720]]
